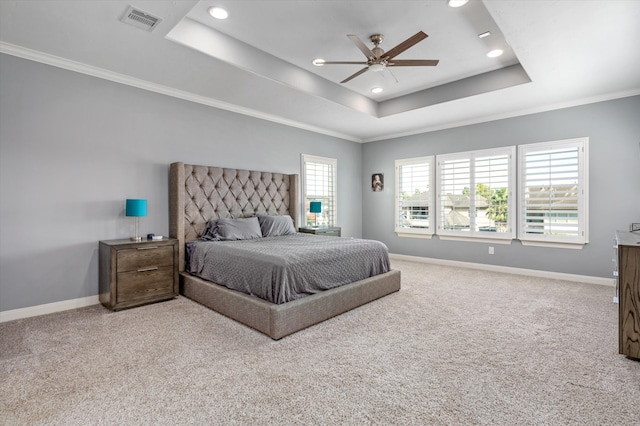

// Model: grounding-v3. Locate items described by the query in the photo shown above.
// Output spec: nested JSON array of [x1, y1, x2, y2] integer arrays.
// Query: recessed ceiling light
[[478, 31, 491, 39], [371, 87, 383, 94], [448, 0, 469, 7], [487, 49, 504, 58], [312, 59, 325, 66], [208, 6, 228, 20]]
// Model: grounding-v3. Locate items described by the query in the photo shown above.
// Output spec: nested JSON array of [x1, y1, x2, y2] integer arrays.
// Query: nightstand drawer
[[117, 266, 174, 302], [117, 245, 173, 272]]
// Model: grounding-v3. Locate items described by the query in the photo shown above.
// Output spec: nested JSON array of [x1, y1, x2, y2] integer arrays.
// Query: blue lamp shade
[[309, 201, 322, 214], [125, 199, 147, 217]]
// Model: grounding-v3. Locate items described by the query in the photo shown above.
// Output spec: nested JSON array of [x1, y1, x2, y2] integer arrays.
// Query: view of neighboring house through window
[[518, 138, 588, 246], [394, 138, 587, 248], [395, 156, 435, 237], [301, 154, 337, 227], [436, 147, 515, 240]]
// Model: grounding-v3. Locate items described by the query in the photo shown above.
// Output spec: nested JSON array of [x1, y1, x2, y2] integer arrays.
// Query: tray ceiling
[[1, 1, 639, 142]]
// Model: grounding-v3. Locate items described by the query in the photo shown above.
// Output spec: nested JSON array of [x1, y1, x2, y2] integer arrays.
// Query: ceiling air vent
[[120, 6, 162, 32]]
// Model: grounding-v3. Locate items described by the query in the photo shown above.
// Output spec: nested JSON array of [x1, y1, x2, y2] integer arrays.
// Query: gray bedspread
[[187, 233, 390, 304]]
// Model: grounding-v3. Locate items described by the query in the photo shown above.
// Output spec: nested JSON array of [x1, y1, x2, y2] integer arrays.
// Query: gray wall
[[362, 95, 640, 278], [0, 54, 362, 311], [2, 52, 638, 314]]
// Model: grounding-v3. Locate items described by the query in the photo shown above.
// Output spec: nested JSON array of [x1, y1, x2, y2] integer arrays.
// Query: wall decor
[[372, 173, 384, 192]]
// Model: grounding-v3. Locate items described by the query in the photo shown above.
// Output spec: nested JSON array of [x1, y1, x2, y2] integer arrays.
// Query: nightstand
[[298, 227, 341, 237], [99, 238, 178, 311]]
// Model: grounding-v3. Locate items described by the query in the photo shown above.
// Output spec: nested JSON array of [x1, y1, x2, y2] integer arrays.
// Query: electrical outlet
[[631, 223, 640, 232], [488, 246, 494, 255]]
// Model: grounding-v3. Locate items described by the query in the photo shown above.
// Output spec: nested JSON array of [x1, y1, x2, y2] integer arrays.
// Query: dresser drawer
[[117, 265, 174, 302], [117, 245, 173, 272]]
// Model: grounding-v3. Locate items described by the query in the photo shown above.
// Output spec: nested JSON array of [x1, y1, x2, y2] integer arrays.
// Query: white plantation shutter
[[302, 154, 337, 227], [518, 138, 588, 246], [439, 156, 471, 232], [437, 147, 515, 239], [475, 153, 511, 233], [395, 156, 434, 236]]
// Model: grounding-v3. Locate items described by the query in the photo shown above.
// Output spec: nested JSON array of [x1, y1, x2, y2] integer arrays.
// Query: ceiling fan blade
[[319, 61, 368, 65], [340, 67, 369, 84], [383, 31, 428, 60], [347, 34, 377, 59], [388, 59, 439, 67]]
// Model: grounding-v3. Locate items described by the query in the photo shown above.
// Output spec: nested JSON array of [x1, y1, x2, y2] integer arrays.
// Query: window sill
[[437, 235, 513, 245], [519, 240, 586, 250], [395, 230, 434, 239]]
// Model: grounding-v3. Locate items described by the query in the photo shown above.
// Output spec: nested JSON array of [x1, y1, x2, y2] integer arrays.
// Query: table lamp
[[310, 201, 321, 228], [126, 199, 147, 241]]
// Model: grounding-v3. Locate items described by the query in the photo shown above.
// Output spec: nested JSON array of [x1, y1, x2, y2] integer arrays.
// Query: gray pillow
[[215, 217, 262, 241], [200, 219, 220, 241], [258, 215, 296, 237]]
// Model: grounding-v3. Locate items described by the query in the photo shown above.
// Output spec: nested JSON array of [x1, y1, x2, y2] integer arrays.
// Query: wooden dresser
[[615, 231, 640, 360], [99, 238, 178, 311]]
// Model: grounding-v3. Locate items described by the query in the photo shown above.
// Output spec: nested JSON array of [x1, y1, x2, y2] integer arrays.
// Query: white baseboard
[[0, 256, 613, 323], [389, 253, 614, 287], [0, 296, 100, 323]]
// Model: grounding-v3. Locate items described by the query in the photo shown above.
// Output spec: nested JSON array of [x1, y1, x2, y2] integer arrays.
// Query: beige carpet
[[1, 260, 638, 425]]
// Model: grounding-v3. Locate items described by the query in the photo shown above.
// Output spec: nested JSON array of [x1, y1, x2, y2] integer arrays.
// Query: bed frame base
[[180, 269, 401, 340]]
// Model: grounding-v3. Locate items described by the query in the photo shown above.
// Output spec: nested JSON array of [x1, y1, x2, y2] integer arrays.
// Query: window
[[301, 154, 337, 227], [518, 138, 588, 247], [395, 156, 435, 237], [436, 147, 515, 241]]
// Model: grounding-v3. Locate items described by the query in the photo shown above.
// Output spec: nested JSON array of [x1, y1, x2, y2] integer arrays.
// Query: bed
[[169, 162, 401, 339]]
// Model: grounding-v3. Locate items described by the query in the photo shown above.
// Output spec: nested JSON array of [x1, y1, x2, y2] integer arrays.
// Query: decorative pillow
[[258, 215, 296, 237], [215, 217, 263, 241], [200, 219, 220, 241]]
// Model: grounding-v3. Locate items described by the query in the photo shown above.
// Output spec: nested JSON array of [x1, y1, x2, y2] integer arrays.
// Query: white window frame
[[436, 146, 516, 243], [301, 154, 337, 227], [517, 137, 588, 248], [395, 156, 435, 238]]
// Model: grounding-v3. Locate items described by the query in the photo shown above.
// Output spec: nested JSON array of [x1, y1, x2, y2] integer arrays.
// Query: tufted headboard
[[169, 162, 299, 271]]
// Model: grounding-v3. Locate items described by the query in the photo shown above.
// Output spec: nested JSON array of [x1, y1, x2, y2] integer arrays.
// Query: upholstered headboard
[[169, 162, 299, 271]]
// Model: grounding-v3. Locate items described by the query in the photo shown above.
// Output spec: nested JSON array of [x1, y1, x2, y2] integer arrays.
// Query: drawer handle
[[137, 246, 159, 250], [137, 267, 159, 272]]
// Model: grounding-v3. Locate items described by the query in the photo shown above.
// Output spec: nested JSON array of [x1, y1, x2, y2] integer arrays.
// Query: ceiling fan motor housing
[[370, 34, 384, 45]]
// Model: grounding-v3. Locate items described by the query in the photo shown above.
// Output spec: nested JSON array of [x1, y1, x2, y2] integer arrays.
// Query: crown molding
[[363, 89, 640, 143], [0, 41, 362, 143]]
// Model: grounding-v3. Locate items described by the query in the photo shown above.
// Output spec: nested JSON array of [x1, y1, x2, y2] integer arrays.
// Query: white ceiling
[[1, 0, 639, 142]]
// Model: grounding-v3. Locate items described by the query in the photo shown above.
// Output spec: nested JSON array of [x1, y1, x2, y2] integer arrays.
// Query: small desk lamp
[[310, 201, 321, 228], [126, 199, 147, 241]]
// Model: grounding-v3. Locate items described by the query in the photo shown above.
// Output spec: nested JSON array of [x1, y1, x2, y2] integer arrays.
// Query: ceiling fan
[[318, 31, 439, 83]]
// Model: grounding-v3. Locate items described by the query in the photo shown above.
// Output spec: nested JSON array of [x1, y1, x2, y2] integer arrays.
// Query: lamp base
[[131, 217, 142, 241]]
